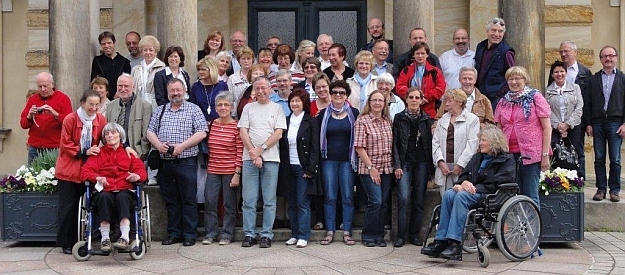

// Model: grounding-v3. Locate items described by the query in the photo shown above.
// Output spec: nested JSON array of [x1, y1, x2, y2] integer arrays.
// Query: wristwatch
[[542, 152, 549, 157], [366, 165, 373, 170], [261, 144, 268, 150]]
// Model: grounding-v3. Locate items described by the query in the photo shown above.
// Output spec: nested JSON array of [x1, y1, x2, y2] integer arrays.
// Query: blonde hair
[[236, 46, 255, 61], [359, 90, 391, 121], [296, 40, 316, 63], [138, 35, 160, 53], [444, 88, 468, 109], [353, 50, 374, 69], [505, 66, 530, 83], [246, 64, 269, 82], [196, 57, 219, 84]]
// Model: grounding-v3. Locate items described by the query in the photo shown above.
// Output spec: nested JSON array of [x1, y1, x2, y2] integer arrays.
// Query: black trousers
[[56, 180, 85, 248], [93, 190, 135, 224]]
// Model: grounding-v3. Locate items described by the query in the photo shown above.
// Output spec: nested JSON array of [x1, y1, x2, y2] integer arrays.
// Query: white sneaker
[[148, 178, 158, 186], [285, 237, 297, 245], [296, 239, 308, 248]]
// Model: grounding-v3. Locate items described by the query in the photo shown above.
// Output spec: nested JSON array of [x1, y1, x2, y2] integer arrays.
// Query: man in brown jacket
[[434, 66, 494, 129]]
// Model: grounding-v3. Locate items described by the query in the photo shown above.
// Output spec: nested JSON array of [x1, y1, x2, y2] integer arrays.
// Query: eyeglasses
[[330, 90, 346, 95], [216, 103, 232, 107], [492, 19, 505, 26], [601, 54, 618, 59], [408, 96, 421, 100], [507, 77, 525, 82], [369, 99, 385, 103], [304, 65, 318, 70]]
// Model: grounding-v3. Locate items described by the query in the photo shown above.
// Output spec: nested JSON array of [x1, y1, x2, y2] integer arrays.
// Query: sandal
[[313, 222, 324, 230], [343, 232, 355, 246], [320, 232, 334, 245]]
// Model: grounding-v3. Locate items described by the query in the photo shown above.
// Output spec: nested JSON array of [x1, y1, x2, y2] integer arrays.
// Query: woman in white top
[[376, 73, 405, 121], [291, 40, 316, 73], [215, 51, 231, 83], [131, 35, 165, 108], [346, 50, 378, 110], [227, 46, 255, 105]]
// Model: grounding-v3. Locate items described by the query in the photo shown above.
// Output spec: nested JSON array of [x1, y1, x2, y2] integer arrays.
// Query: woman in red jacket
[[55, 90, 107, 254], [396, 42, 446, 117], [82, 122, 148, 252]]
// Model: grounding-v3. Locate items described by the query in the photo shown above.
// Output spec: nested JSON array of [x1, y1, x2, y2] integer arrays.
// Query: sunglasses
[[330, 90, 346, 95]]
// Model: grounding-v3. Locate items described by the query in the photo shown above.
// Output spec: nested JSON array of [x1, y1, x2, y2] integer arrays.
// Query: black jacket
[[454, 152, 516, 194], [278, 113, 322, 196], [392, 110, 434, 177], [583, 68, 625, 125], [91, 53, 131, 100], [153, 69, 191, 106]]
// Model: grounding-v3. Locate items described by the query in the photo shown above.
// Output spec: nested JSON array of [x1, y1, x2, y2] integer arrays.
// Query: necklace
[[203, 84, 215, 115]]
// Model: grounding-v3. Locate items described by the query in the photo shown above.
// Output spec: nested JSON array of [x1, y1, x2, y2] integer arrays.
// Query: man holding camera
[[20, 72, 72, 165]]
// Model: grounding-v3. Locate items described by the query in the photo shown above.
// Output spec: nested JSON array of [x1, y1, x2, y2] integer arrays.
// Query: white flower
[[545, 191, 549, 196], [565, 170, 578, 180]]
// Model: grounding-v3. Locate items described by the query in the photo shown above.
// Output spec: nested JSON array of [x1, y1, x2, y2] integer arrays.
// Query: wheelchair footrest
[[88, 250, 112, 256]]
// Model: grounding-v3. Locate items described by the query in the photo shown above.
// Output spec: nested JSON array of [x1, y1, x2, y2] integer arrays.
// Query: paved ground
[[2, 231, 624, 274]]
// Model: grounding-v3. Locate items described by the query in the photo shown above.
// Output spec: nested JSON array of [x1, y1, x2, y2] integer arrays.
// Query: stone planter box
[[539, 191, 584, 243], [1, 192, 58, 241]]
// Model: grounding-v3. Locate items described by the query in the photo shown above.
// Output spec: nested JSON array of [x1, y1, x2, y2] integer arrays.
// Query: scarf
[[501, 86, 538, 120], [320, 103, 357, 170], [77, 107, 96, 150], [140, 58, 157, 95], [354, 73, 372, 108], [411, 65, 425, 88]]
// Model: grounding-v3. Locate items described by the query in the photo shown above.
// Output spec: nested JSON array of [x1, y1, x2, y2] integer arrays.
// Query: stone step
[[583, 186, 625, 231]]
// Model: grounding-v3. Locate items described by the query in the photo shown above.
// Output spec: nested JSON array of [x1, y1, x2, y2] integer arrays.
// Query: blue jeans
[[513, 153, 541, 207], [287, 165, 312, 240], [396, 161, 429, 240], [27, 146, 55, 166], [592, 122, 623, 193], [157, 157, 198, 240], [360, 173, 392, 242], [435, 189, 484, 242], [241, 160, 279, 239], [204, 172, 238, 240], [321, 160, 355, 232]]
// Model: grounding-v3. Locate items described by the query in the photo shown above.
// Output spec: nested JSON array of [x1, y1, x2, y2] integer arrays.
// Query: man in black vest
[[584, 46, 625, 203], [474, 18, 515, 111], [91, 31, 131, 100]]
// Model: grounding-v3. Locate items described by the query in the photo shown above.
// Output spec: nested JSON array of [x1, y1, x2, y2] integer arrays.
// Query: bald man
[[362, 18, 393, 63], [226, 31, 247, 76], [20, 72, 73, 164], [439, 29, 475, 89]]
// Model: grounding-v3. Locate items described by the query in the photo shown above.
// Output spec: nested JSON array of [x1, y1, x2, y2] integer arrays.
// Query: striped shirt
[[207, 120, 243, 174], [354, 113, 393, 174], [147, 101, 208, 159]]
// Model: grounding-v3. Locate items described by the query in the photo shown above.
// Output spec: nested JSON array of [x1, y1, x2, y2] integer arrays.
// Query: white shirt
[[439, 49, 476, 89], [287, 112, 304, 164], [567, 61, 579, 85], [466, 89, 476, 113], [165, 67, 188, 91]]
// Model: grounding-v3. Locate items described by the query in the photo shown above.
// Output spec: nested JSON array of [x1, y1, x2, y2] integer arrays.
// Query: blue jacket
[[474, 40, 515, 99]]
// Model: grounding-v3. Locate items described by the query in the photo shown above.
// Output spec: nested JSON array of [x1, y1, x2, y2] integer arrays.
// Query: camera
[[167, 146, 175, 154], [36, 108, 44, 114]]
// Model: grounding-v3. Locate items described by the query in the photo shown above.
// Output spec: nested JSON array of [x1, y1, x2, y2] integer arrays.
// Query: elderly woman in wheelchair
[[81, 122, 147, 252], [421, 126, 515, 260]]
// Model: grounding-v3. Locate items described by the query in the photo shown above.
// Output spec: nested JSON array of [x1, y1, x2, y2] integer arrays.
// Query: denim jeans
[[396, 161, 429, 240], [513, 153, 541, 207], [157, 157, 198, 240], [435, 189, 484, 242], [592, 122, 623, 193], [241, 160, 279, 239], [204, 172, 238, 240], [287, 165, 312, 240], [360, 173, 392, 242], [321, 160, 355, 232]]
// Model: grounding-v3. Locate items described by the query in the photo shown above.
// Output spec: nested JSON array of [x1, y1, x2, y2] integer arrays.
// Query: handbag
[[551, 137, 579, 170], [147, 106, 166, 170]]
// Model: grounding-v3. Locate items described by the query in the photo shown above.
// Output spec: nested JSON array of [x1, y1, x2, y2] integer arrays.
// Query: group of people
[[18, 16, 625, 258]]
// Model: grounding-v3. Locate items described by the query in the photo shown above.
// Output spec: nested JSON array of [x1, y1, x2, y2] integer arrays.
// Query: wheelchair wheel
[[463, 220, 494, 253], [129, 239, 146, 260], [495, 195, 541, 261], [72, 241, 92, 261], [77, 195, 87, 241], [477, 243, 490, 268], [142, 193, 152, 250]]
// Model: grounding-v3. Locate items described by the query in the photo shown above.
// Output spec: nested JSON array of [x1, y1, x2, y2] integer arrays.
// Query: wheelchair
[[72, 181, 152, 261], [424, 182, 542, 268]]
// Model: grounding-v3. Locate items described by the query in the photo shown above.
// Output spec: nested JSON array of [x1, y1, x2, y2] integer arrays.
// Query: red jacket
[[19, 91, 73, 148], [81, 145, 147, 192], [54, 112, 106, 183], [396, 61, 446, 117]]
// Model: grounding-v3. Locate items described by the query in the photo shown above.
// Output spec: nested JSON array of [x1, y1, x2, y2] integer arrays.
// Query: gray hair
[[215, 51, 231, 61], [486, 17, 506, 32], [275, 69, 292, 80], [560, 40, 578, 51], [252, 76, 271, 87], [118, 73, 132, 82], [459, 66, 477, 77], [102, 122, 127, 144], [316, 34, 333, 44], [479, 125, 509, 155], [214, 91, 234, 105], [376, 73, 395, 89]]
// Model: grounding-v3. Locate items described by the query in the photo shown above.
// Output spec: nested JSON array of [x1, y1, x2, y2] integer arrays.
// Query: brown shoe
[[593, 190, 606, 201], [610, 191, 620, 202]]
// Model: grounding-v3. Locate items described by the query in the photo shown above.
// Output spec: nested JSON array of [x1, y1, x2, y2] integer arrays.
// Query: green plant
[[30, 149, 58, 174]]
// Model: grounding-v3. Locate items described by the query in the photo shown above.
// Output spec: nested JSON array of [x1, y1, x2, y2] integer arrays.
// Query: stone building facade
[[0, 0, 619, 176]]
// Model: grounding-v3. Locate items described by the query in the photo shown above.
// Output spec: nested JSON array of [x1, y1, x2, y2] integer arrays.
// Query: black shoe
[[259, 237, 272, 248], [242, 236, 257, 247], [439, 241, 463, 261], [393, 238, 405, 247], [376, 240, 387, 247], [420, 240, 448, 257], [183, 239, 196, 246], [409, 237, 424, 246], [62, 247, 72, 255], [362, 239, 376, 247], [162, 236, 183, 245]]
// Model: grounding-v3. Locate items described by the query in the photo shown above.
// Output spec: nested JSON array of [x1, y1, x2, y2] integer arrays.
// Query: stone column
[[393, 0, 434, 59], [157, 0, 197, 81], [49, 0, 100, 106], [469, 0, 499, 51], [502, 0, 545, 90]]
